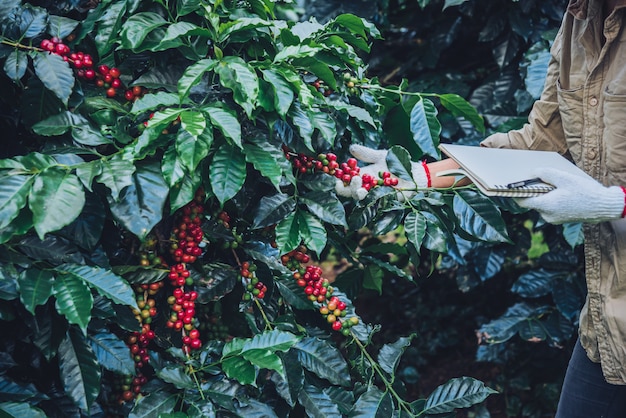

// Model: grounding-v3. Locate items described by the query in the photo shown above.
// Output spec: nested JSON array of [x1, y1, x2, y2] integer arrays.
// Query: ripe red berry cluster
[[165, 191, 206, 353], [283, 146, 340, 175], [111, 372, 147, 405], [241, 261, 267, 300], [281, 247, 359, 335], [39, 37, 146, 101], [123, 323, 155, 400], [283, 146, 399, 194], [311, 78, 333, 97]]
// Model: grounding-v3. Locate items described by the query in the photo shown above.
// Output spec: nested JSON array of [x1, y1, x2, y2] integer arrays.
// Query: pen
[[506, 177, 543, 189]]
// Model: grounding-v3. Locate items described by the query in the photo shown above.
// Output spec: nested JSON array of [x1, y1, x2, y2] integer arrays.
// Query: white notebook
[[437, 143, 590, 197]]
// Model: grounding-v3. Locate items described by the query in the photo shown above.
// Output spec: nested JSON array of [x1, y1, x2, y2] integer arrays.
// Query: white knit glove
[[335, 144, 429, 200], [514, 167, 625, 224]]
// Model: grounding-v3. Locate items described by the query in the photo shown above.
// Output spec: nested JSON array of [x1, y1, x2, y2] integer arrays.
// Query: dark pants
[[555, 340, 626, 418]]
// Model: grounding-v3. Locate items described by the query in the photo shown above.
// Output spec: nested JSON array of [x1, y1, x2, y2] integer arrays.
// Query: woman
[[338, 1, 626, 416]]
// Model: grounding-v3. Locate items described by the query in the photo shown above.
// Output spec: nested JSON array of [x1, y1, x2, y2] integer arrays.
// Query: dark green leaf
[[53, 274, 92, 333], [156, 366, 195, 389], [17, 268, 54, 315], [439, 93, 485, 133], [29, 169, 85, 239], [243, 142, 283, 191], [120, 12, 168, 50], [129, 390, 178, 418], [178, 59, 217, 100], [3, 50, 28, 82], [108, 161, 169, 240], [176, 130, 208, 173], [215, 56, 259, 117], [299, 211, 327, 256], [385, 146, 414, 182], [209, 144, 246, 205], [96, 157, 135, 201], [48, 15, 79, 38], [261, 68, 295, 117], [252, 193, 295, 229], [0, 174, 34, 230], [298, 382, 343, 418], [478, 302, 541, 343], [511, 268, 558, 298], [295, 337, 351, 387], [131, 92, 181, 114], [58, 263, 137, 308], [443, 0, 471, 9], [221, 356, 256, 385], [410, 98, 439, 158], [196, 263, 238, 302], [18, 5, 48, 38], [453, 190, 510, 243], [271, 351, 304, 407], [423, 377, 497, 414], [0, 402, 46, 418], [404, 211, 426, 252], [89, 332, 135, 375], [32, 111, 86, 136], [299, 191, 347, 227], [58, 328, 101, 411], [349, 388, 393, 418], [32, 52, 75, 105], [206, 105, 242, 147], [15, 234, 84, 264], [378, 335, 414, 375]]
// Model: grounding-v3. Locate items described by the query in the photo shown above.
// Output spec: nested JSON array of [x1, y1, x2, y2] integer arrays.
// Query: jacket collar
[[568, 0, 626, 19]]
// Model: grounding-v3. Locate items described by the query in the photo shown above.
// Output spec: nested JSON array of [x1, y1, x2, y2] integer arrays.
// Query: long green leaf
[[403, 211, 426, 251], [32, 53, 75, 105], [58, 263, 137, 308], [53, 274, 93, 333], [120, 12, 168, 50], [252, 193, 295, 229], [129, 390, 178, 418], [299, 191, 347, 227], [298, 383, 343, 418], [243, 142, 283, 191], [295, 337, 351, 387], [378, 335, 414, 375], [299, 211, 327, 256], [96, 157, 135, 201], [261, 68, 295, 117], [29, 169, 85, 239], [89, 332, 135, 375], [422, 377, 497, 414], [209, 144, 246, 205], [410, 98, 439, 158], [439, 93, 485, 133], [205, 105, 242, 147], [453, 190, 511, 243], [178, 59, 217, 100], [349, 388, 393, 418], [58, 328, 101, 411], [4, 50, 28, 82], [0, 402, 46, 418], [94, 1, 126, 57], [0, 174, 34, 230], [215, 56, 259, 117], [17, 268, 54, 315]]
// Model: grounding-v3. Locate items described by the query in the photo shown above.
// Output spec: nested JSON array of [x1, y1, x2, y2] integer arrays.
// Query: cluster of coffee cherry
[[122, 323, 155, 402], [281, 247, 359, 335], [165, 193, 206, 353], [241, 261, 267, 300], [39, 37, 146, 101], [283, 146, 399, 193], [311, 78, 333, 97], [110, 372, 148, 405], [132, 282, 163, 325]]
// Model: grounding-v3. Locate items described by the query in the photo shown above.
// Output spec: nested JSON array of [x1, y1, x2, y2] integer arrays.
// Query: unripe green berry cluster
[[241, 261, 267, 300]]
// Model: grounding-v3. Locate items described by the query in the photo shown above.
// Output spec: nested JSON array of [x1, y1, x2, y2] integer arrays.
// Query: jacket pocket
[[603, 89, 626, 173], [556, 80, 583, 164]]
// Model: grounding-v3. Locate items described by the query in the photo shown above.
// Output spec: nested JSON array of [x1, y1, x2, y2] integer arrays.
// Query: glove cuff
[[411, 161, 431, 188], [598, 186, 626, 221]]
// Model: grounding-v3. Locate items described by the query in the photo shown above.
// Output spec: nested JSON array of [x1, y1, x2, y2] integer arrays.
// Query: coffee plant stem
[[350, 332, 414, 415], [253, 298, 273, 331], [0, 38, 42, 52], [187, 364, 206, 401]]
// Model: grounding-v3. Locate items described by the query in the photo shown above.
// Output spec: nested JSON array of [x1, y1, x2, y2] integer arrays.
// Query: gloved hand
[[514, 167, 626, 224], [335, 144, 430, 200]]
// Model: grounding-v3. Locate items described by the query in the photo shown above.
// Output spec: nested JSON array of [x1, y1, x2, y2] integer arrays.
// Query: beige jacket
[[482, 0, 626, 384]]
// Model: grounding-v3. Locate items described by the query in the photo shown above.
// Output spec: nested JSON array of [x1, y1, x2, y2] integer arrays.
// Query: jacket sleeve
[[481, 27, 570, 155]]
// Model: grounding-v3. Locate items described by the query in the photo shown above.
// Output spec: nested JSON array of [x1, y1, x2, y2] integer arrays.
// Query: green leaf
[[0, 174, 34, 230], [298, 383, 343, 418], [423, 377, 497, 414], [48, 15, 80, 38], [161, 21, 211, 43], [129, 390, 178, 418], [131, 92, 181, 114], [443, 0, 471, 10], [58, 328, 100, 411], [108, 161, 169, 240], [215, 57, 259, 117], [178, 59, 217, 100], [385, 146, 414, 182], [180, 110, 207, 139], [349, 388, 393, 418], [252, 193, 296, 229], [439, 93, 485, 133], [161, 145, 185, 187], [271, 351, 304, 407], [96, 156, 135, 201], [32, 111, 86, 136], [295, 337, 351, 387], [404, 211, 426, 251], [17, 268, 54, 315], [53, 274, 93, 333], [57, 264, 137, 308], [243, 141, 283, 191], [453, 190, 511, 243], [221, 356, 257, 386], [94, 1, 127, 57], [176, 130, 209, 173], [378, 335, 414, 375], [243, 329, 301, 353], [156, 366, 195, 389], [29, 169, 85, 239], [0, 402, 46, 418], [32, 52, 75, 105], [410, 98, 439, 158], [89, 332, 135, 375], [308, 110, 337, 146], [299, 191, 347, 227], [72, 123, 111, 146], [209, 144, 246, 205], [363, 264, 384, 294], [120, 12, 168, 50], [206, 105, 242, 147], [299, 211, 327, 256], [18, 5, 48, 38], [261, 68, 295, 117], [275, 212, 300, 255], [4, 50, 28, 82]]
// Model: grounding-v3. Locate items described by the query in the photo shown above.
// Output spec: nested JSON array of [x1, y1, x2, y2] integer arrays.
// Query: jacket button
[[589, 96, 599, 106], [586, 149, 598, 159]]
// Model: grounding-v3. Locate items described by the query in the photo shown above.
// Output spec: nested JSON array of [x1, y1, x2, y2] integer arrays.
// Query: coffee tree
[[0, 0, 511, 416]]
